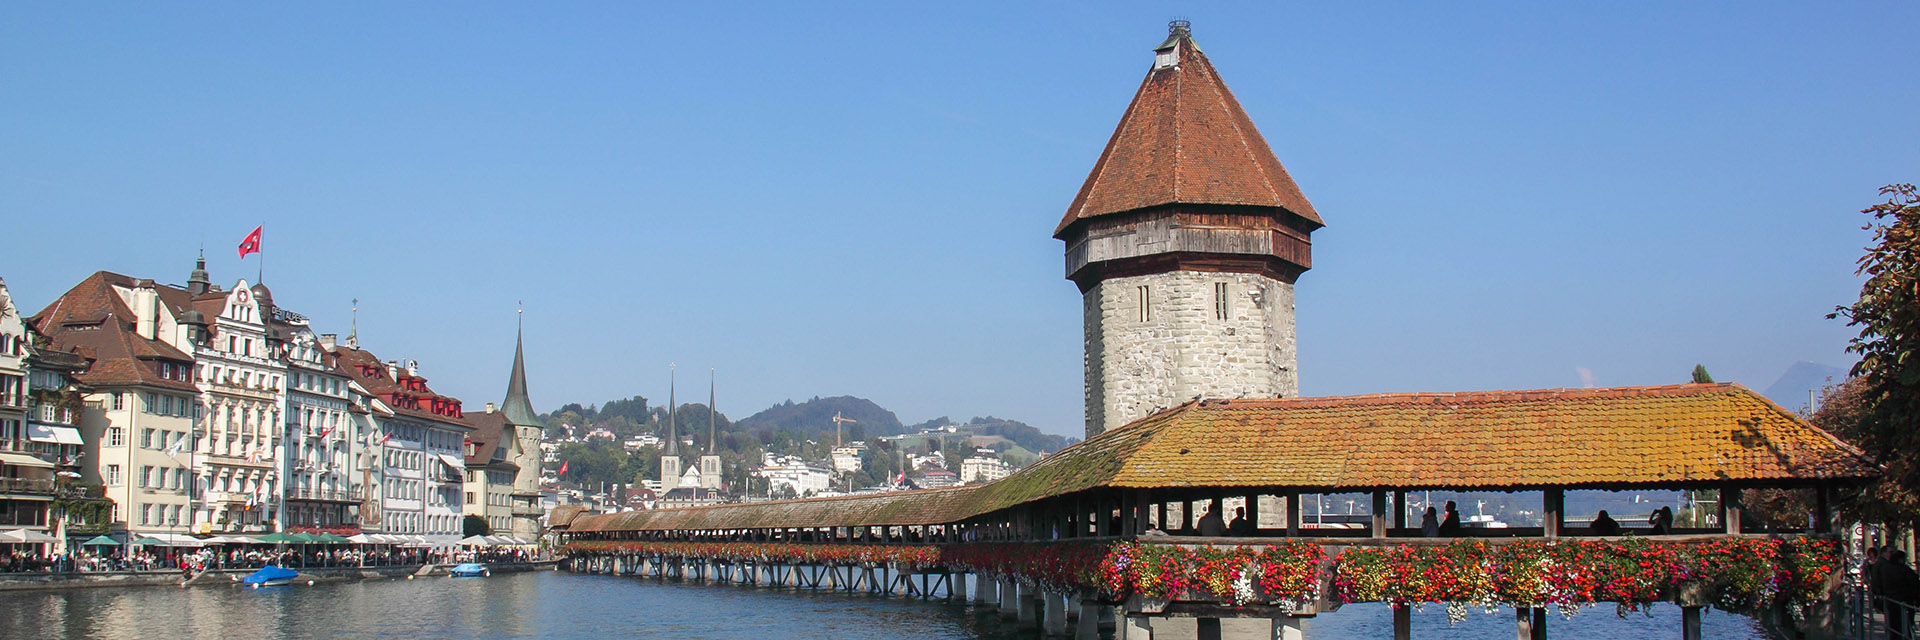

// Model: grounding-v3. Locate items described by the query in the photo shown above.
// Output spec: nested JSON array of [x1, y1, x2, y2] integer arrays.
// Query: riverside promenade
[[0, 559, 559, 592], [562, 384, 1879, 640]]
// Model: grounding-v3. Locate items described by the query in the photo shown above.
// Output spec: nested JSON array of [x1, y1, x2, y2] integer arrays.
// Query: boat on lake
[[449, 563, 490, 578], [242, 566, 299, 587]]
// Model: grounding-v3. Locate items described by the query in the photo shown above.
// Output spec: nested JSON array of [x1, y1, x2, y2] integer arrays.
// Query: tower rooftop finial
[[500, 305, 540, 427]]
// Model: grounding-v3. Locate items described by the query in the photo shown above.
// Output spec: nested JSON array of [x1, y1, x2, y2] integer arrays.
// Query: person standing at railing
[[1885, 550, 1919, 639]]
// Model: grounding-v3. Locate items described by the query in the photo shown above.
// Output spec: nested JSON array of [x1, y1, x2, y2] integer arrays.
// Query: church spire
[[707, 369, 716, 454], [665, 363, 677, 456], [499, 304, 541, 428], [186, 250, 212, 295]]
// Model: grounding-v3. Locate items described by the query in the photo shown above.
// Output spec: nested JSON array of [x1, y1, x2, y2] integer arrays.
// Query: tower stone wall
[[1083, 270, 1297, 438]]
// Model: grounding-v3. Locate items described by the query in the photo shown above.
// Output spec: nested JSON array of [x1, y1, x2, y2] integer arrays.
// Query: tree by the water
[[462, 514, 491, 537], [1828, 183, 1920, 529]]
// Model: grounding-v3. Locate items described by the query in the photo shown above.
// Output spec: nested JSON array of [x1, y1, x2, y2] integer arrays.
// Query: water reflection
[[0, 571, 1771, 640]]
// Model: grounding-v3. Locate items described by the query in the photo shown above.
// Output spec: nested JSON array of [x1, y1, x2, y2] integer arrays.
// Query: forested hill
[[733, 396, 904, 441]]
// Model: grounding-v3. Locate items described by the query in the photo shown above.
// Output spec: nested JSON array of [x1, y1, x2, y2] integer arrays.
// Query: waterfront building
[[341, 373, 387, 533], [0, 278, 58, 535], [278, 320, 363, 531], [328, 344, 469, 539], [32, 273, 199, 539], [462, 407, 519, 534], [185, 278, 289, 533], [494, 322, 546, 540], [24, 325, 99, 545], [1060, 21, 1323, 438], [958, 449, 1009, 484]]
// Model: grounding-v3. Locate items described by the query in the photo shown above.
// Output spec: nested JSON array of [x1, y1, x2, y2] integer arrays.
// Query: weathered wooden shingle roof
[[568, 384, 1877, 534]]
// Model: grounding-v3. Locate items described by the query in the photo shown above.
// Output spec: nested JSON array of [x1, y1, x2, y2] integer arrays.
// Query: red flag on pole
[[558, 461, 569, 477], [237, 226, 262, 258]]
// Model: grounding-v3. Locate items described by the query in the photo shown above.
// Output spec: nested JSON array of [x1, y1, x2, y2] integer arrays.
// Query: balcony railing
[[0, 477, 55, 495], [292, 487, 363, 502]]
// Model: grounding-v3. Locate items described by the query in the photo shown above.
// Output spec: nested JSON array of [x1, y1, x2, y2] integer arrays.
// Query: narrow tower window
[[1215, 282, 1230, 320], [1137, 285, 1151, 322]]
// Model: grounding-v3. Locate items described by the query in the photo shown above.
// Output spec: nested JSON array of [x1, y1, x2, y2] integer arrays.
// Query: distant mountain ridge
[[1762, 361, 1846, 412]]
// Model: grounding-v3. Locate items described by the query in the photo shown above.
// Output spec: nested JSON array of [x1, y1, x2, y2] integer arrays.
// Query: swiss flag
[[237, 226, 262, 258], [558, 461, 569, 477]]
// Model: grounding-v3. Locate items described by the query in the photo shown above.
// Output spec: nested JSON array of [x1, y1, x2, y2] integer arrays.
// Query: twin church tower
[[1065, 22, 1323, 439]]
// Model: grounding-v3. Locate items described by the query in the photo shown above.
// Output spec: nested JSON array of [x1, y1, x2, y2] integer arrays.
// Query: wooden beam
[[1814, 483, 1833, 534], [1371, 491, 1388, 538], [1543, 488, 1564, 539], [1721, 485, 1743, 535], [1393, 490, 1406, 531], [1286, 491, 1300, 537], [1245, 491, 1261, 534]]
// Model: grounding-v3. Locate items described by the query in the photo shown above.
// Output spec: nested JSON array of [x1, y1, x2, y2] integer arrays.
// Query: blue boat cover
[[243, 565, 299, 585]]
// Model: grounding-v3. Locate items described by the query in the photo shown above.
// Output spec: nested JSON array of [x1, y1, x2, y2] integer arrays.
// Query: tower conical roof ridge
[[500, 321, 541, 427], [1056, 24, 1322, 238]]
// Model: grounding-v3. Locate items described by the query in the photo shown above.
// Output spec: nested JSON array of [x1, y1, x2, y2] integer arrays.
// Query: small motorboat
[[242, 565, 299, 587], [449, 562, 490, 578]]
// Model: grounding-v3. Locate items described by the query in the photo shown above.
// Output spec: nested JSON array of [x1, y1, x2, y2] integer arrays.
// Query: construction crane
[[832, 411, 856, 447]]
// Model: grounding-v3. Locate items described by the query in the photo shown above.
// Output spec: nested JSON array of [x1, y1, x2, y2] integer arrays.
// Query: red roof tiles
[[1056, 28, 1321, 238]]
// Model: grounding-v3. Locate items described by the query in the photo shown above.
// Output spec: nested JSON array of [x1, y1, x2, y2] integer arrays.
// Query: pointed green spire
[[500, 307, 541, 429]]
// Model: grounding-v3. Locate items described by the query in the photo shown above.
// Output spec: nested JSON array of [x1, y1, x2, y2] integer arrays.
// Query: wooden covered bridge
[[559, 383, 1878, 640]]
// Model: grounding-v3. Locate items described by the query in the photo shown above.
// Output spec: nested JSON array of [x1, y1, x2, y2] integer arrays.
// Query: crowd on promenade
[[0, 544, 550, 576]]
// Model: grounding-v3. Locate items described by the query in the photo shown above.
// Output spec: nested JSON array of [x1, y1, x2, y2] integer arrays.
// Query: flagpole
[[257, 224, 264, 284]]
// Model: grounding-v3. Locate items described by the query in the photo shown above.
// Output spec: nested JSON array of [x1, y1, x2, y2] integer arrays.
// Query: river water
[[0, 570, 1774, 639]]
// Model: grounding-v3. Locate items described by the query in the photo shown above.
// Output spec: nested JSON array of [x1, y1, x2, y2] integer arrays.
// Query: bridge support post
[[999, 577, 1018, 617], [1271, 617, 1305, 640], [1076, 600, 1102, 640], [1515, 607, 1545, 640], [1044, 590, 1068, 636], [1681, 606, 1703, 640], [1393, 603, 1411, 640], [1121, 614, 1153, 640], [1197, 617, 1222, 640], [1018, 584, 1042, 628]]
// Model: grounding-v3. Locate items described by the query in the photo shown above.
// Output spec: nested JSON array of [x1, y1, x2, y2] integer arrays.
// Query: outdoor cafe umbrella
[[456, 535, 491, 547], [256, 533, 301, 545], [80, 535, 119, 547], [311, 533, 351, 544], [0, 529, 59, 544], [130, 537, 168, 547]]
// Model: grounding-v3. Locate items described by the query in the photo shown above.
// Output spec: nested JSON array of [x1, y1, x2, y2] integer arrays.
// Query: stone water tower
[[1061, 22, 1324, 438]]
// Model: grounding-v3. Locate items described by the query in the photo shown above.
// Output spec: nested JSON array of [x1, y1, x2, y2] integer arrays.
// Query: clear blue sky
[[5, 3, 1916, 437]]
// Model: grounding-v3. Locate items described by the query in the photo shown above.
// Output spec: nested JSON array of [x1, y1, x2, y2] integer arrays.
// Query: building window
[[111, 393, 124, 411], [1137, 285, 1150, 322], [107, 427, 125, 447], [1215, 282, 1230, 320], [106, 464, 122, 486]]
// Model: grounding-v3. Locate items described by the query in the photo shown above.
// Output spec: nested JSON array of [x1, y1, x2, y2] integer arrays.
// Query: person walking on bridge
[[1198, 505, 1226, 537]]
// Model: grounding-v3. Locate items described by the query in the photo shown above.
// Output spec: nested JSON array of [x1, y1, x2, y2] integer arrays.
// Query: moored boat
[[449, 562, 490, 578], [242, 565, 299, 587]]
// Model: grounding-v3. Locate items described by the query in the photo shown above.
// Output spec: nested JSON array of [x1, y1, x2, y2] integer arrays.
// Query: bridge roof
[[567, 384, 1877, 533], [1024, 383, 1877, 492]]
